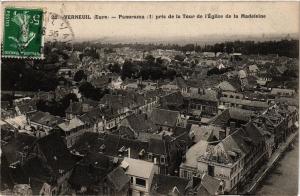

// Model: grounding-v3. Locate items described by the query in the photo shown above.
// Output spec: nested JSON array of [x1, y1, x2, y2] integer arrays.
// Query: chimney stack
[[230, 121, 236, 134]]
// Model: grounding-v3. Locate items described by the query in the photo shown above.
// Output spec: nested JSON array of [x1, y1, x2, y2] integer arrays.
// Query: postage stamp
[[2, 7, 44, 59]]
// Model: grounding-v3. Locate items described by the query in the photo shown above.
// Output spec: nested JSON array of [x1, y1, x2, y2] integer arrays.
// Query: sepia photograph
[[0, 1, 299, 196]]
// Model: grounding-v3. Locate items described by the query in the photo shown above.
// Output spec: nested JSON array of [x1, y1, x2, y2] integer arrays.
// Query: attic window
[[172, 186, 180, 194], [99, 144, 106, 151], [227, 151, 237, 157], [119, 146, 126, 153], [139, 149, 145, 156]]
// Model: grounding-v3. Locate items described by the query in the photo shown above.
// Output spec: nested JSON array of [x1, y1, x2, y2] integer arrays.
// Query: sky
[[1, 1, 299, 43]]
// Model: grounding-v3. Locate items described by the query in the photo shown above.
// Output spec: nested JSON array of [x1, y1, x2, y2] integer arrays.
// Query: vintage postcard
[[1, 1, 299, 196]]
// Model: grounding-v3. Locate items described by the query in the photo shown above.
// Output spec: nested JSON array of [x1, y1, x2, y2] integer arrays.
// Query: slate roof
[[2, 133, 37, 165], [209, 108, 254, 127], [160, 91, 184, 107], [79, 108, 104, 125], [150, 174, 190, 195], [1, 155, 14, 190], [35, 133, 77, 175], [65, 102, 83, 115], [69, 153, 114, 189], [200, 174, 222, 195], [71, 132, 104, 154], [124, 113, 157, 133], [148, 138, 167, 155], [220, 97, 269, 109], [190, 125, 219, 142], [107, 167, 130, 192], [200, 120, 264, 165], [150, 108, 179, 127], [22, 157, 52, 182], [191, 89, 219, 102]]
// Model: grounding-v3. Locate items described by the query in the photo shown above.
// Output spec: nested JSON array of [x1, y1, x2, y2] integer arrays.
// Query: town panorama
[[1, 38, 299, 196]]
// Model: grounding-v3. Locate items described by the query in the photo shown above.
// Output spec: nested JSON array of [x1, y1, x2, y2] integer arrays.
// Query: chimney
[[230, 121, 236, 133], [14, 129, 19, 138], [127, 147, 131, 158]]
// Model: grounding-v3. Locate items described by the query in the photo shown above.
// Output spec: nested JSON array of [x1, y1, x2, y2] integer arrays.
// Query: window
[[136, 178, 146, 187], [183, 170, 188, 178], [160, 156, 165, 164], [131, 177, 134, 184], [148, 153, 153, 160]]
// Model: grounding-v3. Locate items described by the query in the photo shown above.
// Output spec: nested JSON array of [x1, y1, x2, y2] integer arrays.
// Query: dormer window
[[119, 146, 126, 153], [99, 144, 106, 152]]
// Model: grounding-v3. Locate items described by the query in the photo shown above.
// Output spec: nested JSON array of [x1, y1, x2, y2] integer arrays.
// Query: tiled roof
[[216, 81, 237, 92], [182, 140, 208, 168], [29, 111, 64, 127], [122, 157, 155, 179], [58, 117, 84, 132]]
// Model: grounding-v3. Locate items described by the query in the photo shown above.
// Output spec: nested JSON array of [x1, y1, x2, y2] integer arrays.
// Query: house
[[216, 81, 237, 92], [179, 140, 211, 180], [150, 108, 184, 131], [147, 136, 179, 175], [160, 77, 188, 94], [150, 174, 191, 196], [197, 174, 224, 195], [79, 108, 105, 133], [2, 132, 37, 166], [90, 76, 111, 88], [219, 97, 269, 111], [57, 68, 74, 79], [210, 108, 255, 132], [69, 153, 130, 195], [160, 92, 185, 111], [27, 133, 78, 195], [14, 100, 37, 116], [58, 117, 87, 148], [65, 101, 91, 120], [248, 65, 259, 76], [197, 122, 266, 193], [120, 113, 157, 142], [28, 111, 64, 137], [189, 124, 222, 143], [187, 89, 219, 117], [121, 157, 158, 196], [270, 88, 296, 97]]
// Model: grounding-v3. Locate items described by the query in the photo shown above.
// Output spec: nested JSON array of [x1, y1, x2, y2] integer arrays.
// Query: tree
[[108, 63, 121, 74], [74, 70, 87, 82]]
